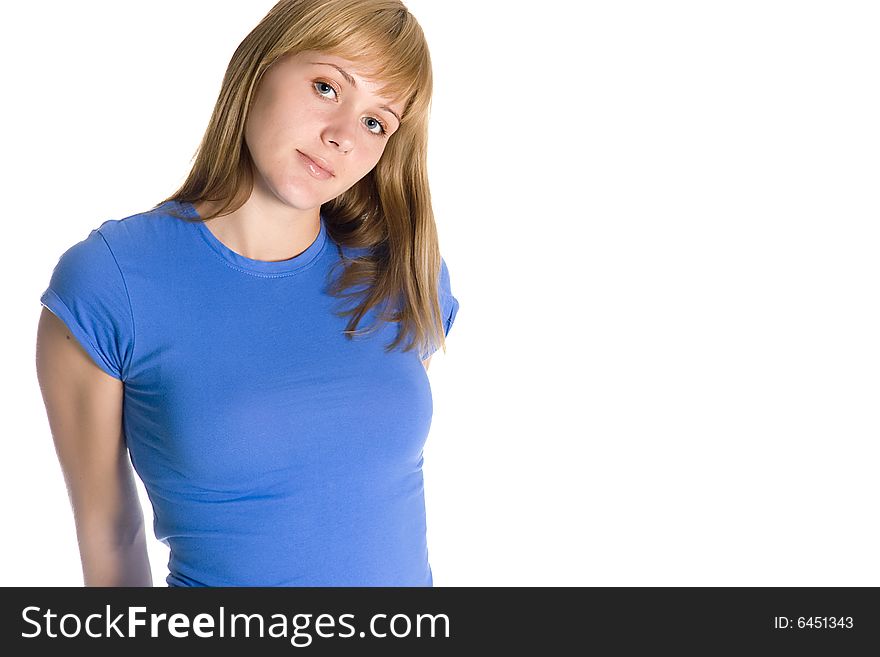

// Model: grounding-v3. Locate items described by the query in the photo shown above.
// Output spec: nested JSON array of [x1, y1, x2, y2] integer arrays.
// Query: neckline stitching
[[178, 200, 328, 278], [196, 228, 329, 279]]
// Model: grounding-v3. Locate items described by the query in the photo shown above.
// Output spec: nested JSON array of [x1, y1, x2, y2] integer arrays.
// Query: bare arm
[[35, 307, 152, 586]]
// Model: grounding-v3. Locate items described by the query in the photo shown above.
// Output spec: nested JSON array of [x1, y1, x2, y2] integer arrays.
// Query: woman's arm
[[35, 307, 152, 586]]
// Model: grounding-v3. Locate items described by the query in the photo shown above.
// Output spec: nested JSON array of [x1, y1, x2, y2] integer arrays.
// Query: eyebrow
[[309, 62, 402, 125]]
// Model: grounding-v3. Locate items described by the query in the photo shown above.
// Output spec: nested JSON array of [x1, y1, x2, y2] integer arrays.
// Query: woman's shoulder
[[90, 200, 193, 251]]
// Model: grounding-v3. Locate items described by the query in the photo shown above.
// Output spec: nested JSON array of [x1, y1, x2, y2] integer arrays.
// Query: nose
[[324, 113, 356, 153], [328, 138, 351, 154], [324, 123, 354, 153]]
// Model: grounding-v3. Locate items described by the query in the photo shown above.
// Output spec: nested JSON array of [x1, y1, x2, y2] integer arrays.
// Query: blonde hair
[[157, 0, 448, 358]]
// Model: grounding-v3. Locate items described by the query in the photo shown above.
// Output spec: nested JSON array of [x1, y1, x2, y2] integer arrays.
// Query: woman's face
[[244, 49, 405, 211]]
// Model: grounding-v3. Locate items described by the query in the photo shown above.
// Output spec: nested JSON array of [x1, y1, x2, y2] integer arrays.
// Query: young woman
[[35, 0, 459, 587]]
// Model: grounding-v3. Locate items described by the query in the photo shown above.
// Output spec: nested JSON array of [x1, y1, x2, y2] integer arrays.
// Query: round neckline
[[173, 200, 328, 276]]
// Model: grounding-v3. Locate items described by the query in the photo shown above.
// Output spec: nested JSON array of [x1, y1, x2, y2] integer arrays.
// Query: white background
[[2, 1, 878, 586]]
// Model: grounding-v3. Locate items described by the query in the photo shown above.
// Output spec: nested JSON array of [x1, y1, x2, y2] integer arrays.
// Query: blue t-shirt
[[40, 200, 459, 586]]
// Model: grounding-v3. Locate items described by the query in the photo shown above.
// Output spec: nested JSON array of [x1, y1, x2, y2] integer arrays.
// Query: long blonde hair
[[156, 0, 448, 358]]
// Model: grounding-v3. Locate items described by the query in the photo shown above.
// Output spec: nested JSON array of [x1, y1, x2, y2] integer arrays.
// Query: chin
[[271, 186, 325, 211]]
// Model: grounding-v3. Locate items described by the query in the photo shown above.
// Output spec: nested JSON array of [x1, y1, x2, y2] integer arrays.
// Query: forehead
[[295, 50, 376, 77]]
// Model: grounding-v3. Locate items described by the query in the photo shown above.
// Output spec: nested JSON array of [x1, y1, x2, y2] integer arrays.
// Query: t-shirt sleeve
[[420, 256, 460, 360], [40, 228, 134, 381]]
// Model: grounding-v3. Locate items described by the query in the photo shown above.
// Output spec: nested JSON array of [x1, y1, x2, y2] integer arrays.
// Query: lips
[[297, 150, 335, 177]]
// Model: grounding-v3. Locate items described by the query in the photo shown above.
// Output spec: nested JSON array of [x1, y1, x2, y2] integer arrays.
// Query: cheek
[[244, 115, 281, 160], [365, 143, 389, 169], [250, 98, 310, 150], [348, 151, 384, 183]]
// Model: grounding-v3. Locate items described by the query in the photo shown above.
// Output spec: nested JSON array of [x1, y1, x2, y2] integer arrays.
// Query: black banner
[[2, 587, 877, 654]]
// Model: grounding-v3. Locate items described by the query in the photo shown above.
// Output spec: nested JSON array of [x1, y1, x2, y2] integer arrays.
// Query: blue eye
[[314, 81, 335, 98], [364, 117, 385, 134], [313, 81, 388, 137]]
